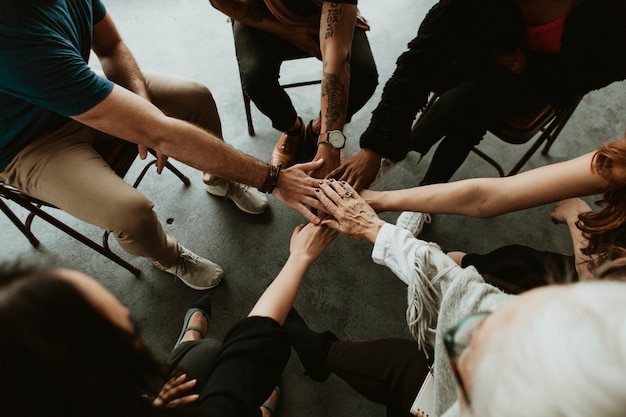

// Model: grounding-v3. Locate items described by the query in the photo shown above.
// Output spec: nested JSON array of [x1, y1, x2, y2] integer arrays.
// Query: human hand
[[493, 48, 526, 75], [315, 179, 386, 242], [273, 159, 325, 224], [327, 149, 381, 192], [550, 198, 592, 225], [153, 374, 199, 408], [289, 221, 338, 264], [137, 144, 169, 174], [309, 146, 341, 179], [287, 25, 321, 59], [356, 11, 370, 31]]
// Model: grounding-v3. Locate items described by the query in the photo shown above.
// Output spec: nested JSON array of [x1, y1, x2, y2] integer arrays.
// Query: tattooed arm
[[310, 1, 358, 179]]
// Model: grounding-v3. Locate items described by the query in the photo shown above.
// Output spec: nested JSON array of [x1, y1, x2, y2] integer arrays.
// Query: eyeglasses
[[443, 312, 490, 406]]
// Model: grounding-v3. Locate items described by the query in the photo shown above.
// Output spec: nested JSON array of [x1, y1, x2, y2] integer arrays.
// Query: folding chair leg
[[541, 104, 579, 155], [3, 193, 141, 276], [0, 198, 40, 247], [244, 91, 255, 136], [470, 147, 506, 177]]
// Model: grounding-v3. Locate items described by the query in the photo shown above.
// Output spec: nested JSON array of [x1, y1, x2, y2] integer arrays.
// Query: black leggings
[[328, 338, 432, 417]]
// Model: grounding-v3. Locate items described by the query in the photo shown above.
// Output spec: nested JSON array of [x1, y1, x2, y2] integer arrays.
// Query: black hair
[[0, 264, 194, 417]]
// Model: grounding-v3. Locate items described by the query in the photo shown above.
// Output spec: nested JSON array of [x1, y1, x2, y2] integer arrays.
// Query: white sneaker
[[396, 211, 431, 237], [371, 158, 398, 187], [203, 174, 269, 215], [154, 246, 224, 290]]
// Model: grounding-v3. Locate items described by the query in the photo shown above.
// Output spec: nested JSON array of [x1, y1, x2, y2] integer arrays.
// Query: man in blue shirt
[[0, 0, 325, 289]]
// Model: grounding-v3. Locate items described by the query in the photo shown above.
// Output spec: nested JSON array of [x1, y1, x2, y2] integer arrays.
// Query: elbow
[[208, 0, 225, 13], [467, 181, 497, 218]]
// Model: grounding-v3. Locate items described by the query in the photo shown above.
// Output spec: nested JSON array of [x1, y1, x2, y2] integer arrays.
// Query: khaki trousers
[[0, 72, 222, 266]]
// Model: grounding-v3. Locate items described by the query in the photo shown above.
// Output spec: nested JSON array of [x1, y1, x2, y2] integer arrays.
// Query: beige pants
[[0, 72, 222, 266]]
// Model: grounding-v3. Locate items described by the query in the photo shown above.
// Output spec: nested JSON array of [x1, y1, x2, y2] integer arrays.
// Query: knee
[[356, 65, 379, 95], [108, 193, 158, 236], [240, 64, 276, 98], [179, 81, 218, 115]]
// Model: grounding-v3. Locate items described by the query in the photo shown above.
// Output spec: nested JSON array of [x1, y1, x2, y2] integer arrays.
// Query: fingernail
[[329, 178, 335, 182], [315, 188, 320, 192], [319, 180, 324, 184]]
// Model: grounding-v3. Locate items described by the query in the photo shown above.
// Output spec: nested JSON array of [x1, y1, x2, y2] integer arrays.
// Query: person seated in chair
[[0, 0, 327, 290], [208, 0, 378, 178], [330, 0, 626, 229], [0, 221, 337, 416], [291, 179, 626, 417], [356, 134, 626, 292]]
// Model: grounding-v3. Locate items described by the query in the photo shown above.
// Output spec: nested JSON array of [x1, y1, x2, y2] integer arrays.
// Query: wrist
[[365, 219, 386, 243], [258, 163, 282, 193]]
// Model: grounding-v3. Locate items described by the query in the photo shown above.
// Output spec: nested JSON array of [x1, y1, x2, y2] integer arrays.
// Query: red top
[[524, 15, 566, 53]]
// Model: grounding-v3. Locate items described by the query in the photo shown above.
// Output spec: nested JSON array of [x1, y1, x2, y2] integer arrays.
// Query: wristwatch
[[317, 130, 346, 149]]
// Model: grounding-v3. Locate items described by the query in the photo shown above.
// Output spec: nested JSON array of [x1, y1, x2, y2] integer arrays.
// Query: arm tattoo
[[322, 3, 343, 40], [322, 70, 348, 129]]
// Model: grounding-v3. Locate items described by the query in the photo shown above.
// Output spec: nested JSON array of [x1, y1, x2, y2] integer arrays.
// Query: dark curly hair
[[577, 135, 626, 271]]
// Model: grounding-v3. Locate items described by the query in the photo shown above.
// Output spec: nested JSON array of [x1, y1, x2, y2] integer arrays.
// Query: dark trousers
[[328, 338, 432, 417], [233, 21, 378, 131], [462, 244, 578, 294], [410, 71, 548, 185], [170, 317, 290, 417]]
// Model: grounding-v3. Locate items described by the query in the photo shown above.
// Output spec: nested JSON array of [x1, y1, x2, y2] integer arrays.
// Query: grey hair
[[469, 281, 626, 417]]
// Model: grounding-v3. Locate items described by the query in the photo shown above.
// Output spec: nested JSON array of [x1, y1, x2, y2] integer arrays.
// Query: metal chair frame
[[0, 144, 190, 276], [414, 94, 582, 177]]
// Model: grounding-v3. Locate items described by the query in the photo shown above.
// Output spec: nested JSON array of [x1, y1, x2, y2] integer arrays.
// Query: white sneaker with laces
[[396, 211, 431, 237], [203, 174, 269, 215], [154, 246, 224, 290]]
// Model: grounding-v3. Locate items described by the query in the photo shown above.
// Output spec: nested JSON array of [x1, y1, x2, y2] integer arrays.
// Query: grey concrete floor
[[1, 1, 626, 416]]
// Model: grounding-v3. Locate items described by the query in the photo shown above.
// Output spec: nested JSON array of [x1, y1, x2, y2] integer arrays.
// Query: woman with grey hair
[[284, 179, 626, 417]]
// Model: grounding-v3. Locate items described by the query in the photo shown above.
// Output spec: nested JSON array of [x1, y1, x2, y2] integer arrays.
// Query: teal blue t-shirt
[[0, 0, 114, 171]]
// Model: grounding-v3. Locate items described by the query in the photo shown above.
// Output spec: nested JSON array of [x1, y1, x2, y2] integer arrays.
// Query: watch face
[[328, 131, 346, 149]]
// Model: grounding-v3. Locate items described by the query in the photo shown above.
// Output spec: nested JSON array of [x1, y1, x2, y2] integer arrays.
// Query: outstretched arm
[[361, 151, 607, 217], [72, 84, 324, 223], [248, 223, 337, 324], [310, 2, 357, 179]]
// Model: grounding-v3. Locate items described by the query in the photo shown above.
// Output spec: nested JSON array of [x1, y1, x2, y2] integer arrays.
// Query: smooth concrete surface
[[1, 1, 625, 416]]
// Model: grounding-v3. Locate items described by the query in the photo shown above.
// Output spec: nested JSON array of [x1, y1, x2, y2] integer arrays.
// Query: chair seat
[[491, 103, 556, 145], [412, 93, 581, 177]]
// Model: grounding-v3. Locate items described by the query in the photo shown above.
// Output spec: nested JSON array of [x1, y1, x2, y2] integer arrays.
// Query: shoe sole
[[181, 274, 224, 291]]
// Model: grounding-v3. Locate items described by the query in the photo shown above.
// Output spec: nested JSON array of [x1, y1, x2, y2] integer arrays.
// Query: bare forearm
[[248, 255, 310, 324], [73, 86, 269, 188], [92, 13, 149, 99], [368, 153, 606, 217], [319, 2, 355, 133], [369, 180, 497, 217], [98, 42, 149, 99]]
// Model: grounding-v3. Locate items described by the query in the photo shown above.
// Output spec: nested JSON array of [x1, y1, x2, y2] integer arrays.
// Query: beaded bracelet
[[258, 163, 282, 193]]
